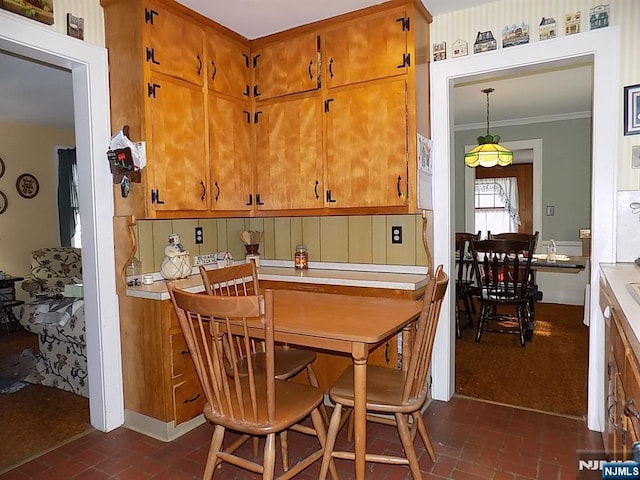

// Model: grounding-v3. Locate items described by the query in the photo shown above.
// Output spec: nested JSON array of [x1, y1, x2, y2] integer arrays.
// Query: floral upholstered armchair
[[17, 247, 87, 397], [21, 247, 82, 296]]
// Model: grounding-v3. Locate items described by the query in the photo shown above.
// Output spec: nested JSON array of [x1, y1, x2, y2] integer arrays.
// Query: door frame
[[430, 27, 619, 432], [0, 11, 123, 431]]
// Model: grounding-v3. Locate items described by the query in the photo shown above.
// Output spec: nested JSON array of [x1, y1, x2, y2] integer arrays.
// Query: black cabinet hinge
[[151, 189, 165, 205], [396, 16, 410, 31], [256, 193, 265, 206], [253, 85, 261, 97], [254, 111, 262, 124], [147, 83, 160, 98], [326, 190, 336, 203], [397, 53, 411, 69], [242, 53, 250, 68], [145, 47, 159, 65], [324, 98, 334, 113], [243, 110, 251, 124], [145, 8, 158, 24], [252, 54, 261, 68]]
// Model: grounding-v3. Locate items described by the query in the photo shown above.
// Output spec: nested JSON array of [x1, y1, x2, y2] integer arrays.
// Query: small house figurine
[[539, 17, 556, 40], [502, 22, 529, 48], [433, 42, 446, 61], [589, 4, 609, 30], [452, 39, 468, 58], [565, 11, 581, 35], [473, 31, 497, 54]]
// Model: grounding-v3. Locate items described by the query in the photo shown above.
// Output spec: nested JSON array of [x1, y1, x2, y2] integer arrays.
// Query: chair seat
[[205, 378, 323, 435], [236, 348, 317, 381], [329, 365, 425, 414]]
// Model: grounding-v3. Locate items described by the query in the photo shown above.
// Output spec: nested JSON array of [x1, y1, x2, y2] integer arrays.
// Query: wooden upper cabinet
[[144, 2, 205, 86], [148, 75, 208, 211], [253, 32, 320, 101], [255, 95, 324, 210], [205, 28, 251, 100], [209, 94, 253, 211], [323, 9, 410, 89], [325, 79, 408, 208]]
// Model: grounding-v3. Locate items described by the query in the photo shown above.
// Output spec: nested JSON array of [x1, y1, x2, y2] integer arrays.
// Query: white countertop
[[600, 262, 640, 343], [126, 261, 429, 301]]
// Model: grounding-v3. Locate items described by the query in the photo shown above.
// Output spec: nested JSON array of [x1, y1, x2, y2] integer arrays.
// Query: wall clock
[[16, 173, 39, 199], [0, 156, 4, 179], [0, 191, 7, 215]]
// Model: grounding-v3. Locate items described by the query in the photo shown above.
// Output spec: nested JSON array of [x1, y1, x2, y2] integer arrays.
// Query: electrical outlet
[[546, 205, 555, 216], [195, 226, 203, 244], [391, 225, 403, 244]]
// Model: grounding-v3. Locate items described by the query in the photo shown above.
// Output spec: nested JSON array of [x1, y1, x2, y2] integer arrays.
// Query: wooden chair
[[199, 260, 327, 467], [167, 285, 337, 480], [469, 238, 535, 347], [318, 265, 449, 480], [455, 231, 481, 339]]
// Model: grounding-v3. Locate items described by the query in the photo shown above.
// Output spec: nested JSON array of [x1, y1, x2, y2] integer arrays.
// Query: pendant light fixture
[[464, 88, 513, 168]]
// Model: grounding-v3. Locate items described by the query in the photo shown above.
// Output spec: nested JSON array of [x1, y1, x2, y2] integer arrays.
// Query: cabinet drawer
[[171, 332, 195, 377], [173, 373, 205, 425]]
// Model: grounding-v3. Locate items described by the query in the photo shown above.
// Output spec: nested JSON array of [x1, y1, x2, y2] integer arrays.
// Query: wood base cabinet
[[601, 276, 640, 459]]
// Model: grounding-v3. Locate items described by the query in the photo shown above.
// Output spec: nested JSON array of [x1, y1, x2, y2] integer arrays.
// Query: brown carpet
[[0, 331, 92, 473], [455, 302, 589, 417]]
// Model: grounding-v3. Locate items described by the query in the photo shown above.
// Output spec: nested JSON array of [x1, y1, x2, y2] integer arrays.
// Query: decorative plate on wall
[[0, 191, 7, 215], [0, 156, 4, 179], [16, 173, 39, 199]]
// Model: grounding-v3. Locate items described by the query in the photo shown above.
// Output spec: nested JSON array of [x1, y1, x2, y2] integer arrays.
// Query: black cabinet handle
[[384, 342, 390, 364], [180, 349, 189, 356], [196, 54, 202, 75], [200, 180, 206, 201], [210, 60, 217, 80], [308, 60, 314, 79], [314, 180, 319, 200], [183, 393, 201, 404], [329, 58, 334, 78], [214, 181, 220, 202], [396, 176, 402, 197]]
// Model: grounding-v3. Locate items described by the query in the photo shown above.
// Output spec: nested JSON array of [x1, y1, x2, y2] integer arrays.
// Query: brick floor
[[0, 395, 603, 479]]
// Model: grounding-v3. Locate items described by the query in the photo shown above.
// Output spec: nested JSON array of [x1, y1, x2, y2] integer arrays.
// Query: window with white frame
[[474, 177, 521, 237]]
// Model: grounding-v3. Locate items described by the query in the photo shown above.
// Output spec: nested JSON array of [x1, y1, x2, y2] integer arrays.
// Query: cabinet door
[[148, 75, 208, 211], [144, 2, 204, 86], [209, 94, 253, 211], [324, 10, 409, 89], [205, 29, 251, 100], [255, 95, 324, 210], [253, 32, 320, 101], [325, 80, 408, 208]]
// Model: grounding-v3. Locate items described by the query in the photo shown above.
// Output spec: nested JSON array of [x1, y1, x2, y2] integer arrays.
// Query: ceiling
[[0, 0, 592, 133]]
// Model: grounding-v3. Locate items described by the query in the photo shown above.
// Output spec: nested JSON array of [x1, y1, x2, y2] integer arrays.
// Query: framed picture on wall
[[624, 83, 640, 136], [0, 0, 54, 26]]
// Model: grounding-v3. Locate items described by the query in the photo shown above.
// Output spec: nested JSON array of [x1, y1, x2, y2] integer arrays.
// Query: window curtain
[[475, 177, 521, 235], [58, 148, 79, 247]]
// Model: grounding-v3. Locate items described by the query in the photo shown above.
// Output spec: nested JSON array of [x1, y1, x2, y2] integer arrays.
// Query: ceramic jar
[[160, 233, 192, 280]]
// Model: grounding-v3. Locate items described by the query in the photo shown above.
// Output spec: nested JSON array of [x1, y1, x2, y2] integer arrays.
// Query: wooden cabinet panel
[[255, 95, 324, 210], [323, 9, 409, 89], [253, 32, 320, 101], [149, 75, 208, 211], [325, 80, 408, 208], [173, 372, 206, 425], [205, 28, 251, 99], [145, 1, 204, 86], [208, 94, 253, 211], [171, 332, 194, 378]]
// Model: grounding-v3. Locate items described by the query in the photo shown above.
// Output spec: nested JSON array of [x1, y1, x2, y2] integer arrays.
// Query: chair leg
[[262, 433, 276, 480], [306, 364, 330, 425], [280, 430, 289, 472], [413, 413, 436, 462], [310, 407, 340, 480], [203, 425, 225, 480], [476, 302, 486, 343], [346, 408, 354, 442], [395, 413, 422, 479], [455, 298, 461, 339], [462, 293, 474, 329], [319, 403, 343, 480]]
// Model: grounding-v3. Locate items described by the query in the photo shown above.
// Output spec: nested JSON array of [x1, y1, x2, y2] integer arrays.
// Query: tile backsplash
[[617, 190, 640, 262], [134, 214, 432, 274]]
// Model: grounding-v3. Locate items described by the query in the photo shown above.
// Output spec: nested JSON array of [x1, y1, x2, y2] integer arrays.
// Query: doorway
[[0, 12, 123, 431], [430, 27, 619, 432]]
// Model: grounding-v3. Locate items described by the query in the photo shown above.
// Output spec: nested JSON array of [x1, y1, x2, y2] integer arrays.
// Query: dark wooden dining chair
[[455, 231, 481, 339], [469, 238, 535, 347], [318, 265, 449, 480], [199, 260, 327, 468], [167, 285, 337, 480]]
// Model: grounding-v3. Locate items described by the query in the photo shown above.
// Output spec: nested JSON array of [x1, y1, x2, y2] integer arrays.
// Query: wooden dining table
[[267, 289, 424, 480]]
